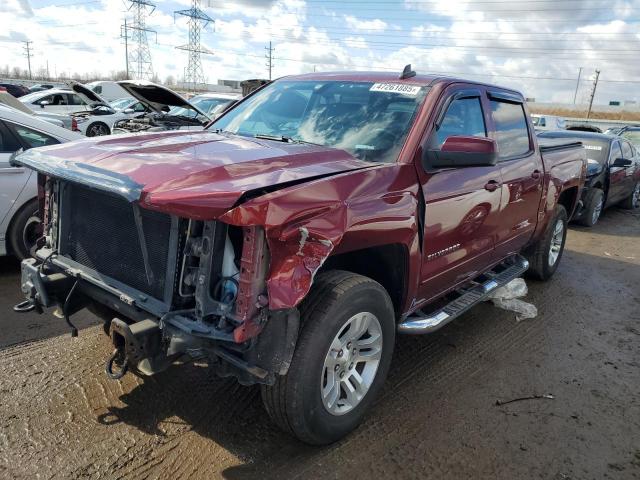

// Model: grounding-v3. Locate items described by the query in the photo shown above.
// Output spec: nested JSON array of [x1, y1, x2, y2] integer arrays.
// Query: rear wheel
[[577, 188, 604, 227], [620, 182, 640, 210], [9, 199, 41, 261], [525, 205, 568, 281], [261, 270, 395, 445]]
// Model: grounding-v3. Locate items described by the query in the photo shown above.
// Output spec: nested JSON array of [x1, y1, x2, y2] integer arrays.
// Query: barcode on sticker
[[370, 83, 421, 96]]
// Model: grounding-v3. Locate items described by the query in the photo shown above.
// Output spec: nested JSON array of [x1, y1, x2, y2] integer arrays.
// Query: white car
[[85, 81, 130, 102], [111, 80, 211, 133], [172, 92, 240, 119], [19, 88, 92, 115], [67, 81, 149, 137], [0, 91, 72, 129], [0, 104, 82, 259], [531, 114, 566, 131]]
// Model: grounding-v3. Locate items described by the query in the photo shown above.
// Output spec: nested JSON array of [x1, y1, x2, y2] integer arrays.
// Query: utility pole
[[175, 0, 213, 92], [265, 41, 274, 80], [573, 67, 583, 104], [23, 41, 33, 80], [586, 70, 601, 120], [121, 18, 130, 78]]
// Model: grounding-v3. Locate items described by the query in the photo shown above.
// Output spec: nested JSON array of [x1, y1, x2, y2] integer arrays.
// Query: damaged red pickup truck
[[14, 70, 586, 444]]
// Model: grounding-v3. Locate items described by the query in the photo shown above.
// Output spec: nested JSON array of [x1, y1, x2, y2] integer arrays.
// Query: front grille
[[59, 183, 172, 300]]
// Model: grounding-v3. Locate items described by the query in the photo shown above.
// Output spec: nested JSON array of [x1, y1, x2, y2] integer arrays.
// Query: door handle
[[484, 180, 501, 192], [531, 170, 542, 179]]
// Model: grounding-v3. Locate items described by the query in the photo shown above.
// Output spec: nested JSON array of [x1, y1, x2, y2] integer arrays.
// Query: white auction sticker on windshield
[[370, 83, 421, 96], [584, 145, 603, 151]]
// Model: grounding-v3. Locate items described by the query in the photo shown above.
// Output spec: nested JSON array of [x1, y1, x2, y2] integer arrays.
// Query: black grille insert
[[60, 183, 172, 300]]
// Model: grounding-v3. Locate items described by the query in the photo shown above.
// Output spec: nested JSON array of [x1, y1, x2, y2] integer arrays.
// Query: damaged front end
[[17, 176, 299, 385]]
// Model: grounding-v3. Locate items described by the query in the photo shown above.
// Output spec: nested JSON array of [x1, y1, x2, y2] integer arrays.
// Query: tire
[[86, 122, 110, 137], [577, 188, 604, 227], [525, 204, 568, 281], [261, 270, 395, 445], [8, 199, 41, 261], [620, 181, 640, 210]]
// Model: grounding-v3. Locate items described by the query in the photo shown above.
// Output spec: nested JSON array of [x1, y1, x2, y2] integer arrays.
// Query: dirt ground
[[0, 208, 638, 480]]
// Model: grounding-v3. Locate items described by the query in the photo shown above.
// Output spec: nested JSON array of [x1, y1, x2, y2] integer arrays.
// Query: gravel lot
[[1, 208, 638, 480]]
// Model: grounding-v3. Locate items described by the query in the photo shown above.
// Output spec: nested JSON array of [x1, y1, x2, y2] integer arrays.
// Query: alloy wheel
[[592, 196, 603, 225], [633, 183, 640, 209], [321, 312, 383, 416], [548, 218, 564, 267]]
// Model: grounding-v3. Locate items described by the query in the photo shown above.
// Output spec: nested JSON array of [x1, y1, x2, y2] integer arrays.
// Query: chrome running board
[[398, 255, 530, 335]]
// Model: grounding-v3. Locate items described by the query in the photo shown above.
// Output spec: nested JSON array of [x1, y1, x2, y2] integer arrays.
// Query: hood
[[117, 80, 209, 118], [0, 91, 34, 114], [13, 130, 376, 219], [66, 80, 110, 107]]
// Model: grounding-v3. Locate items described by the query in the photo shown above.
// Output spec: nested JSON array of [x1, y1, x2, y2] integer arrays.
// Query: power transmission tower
[[23, 41, 33, 80], [175, 0, 213, 91], [586, 70, 601, 120], [265, 41, 274, 80], [123, 0, 156, 80]]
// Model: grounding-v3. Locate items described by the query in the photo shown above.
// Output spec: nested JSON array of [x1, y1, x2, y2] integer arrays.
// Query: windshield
[[211, 80, 429, 163], [19, 91, 50, 103], [166, 95, 231, 119], [621, 130, 640, 147], [111, 97, 134, 110]]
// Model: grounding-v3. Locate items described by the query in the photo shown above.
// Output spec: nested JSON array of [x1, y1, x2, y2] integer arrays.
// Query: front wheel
[[9, 199, 41, 261], [261, 270, 395, 445], [86, 122, 110, 137], [525, 205, 568, 281]]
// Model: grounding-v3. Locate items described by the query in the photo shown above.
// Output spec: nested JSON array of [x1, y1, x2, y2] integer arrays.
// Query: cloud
[[0, 0, 33, 16], [344, 15, 387, 32]]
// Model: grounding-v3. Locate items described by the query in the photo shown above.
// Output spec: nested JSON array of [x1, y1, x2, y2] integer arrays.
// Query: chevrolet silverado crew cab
[[13, 68, 586, 445]]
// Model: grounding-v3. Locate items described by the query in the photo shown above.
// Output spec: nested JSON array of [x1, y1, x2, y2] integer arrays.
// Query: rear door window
[[621, 140, 634, 160], [433, 97, 487, 147], [489, 100, 531, 159], [0, 121, 22, 153], [10, 123, 59, 150], [609, 141, 622, 163]]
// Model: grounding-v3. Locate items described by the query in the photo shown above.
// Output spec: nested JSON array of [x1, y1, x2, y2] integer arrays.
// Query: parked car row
[[0, 104, 82, 259]]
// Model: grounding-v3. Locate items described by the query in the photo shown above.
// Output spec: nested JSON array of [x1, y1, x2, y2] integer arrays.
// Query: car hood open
[[13, 130, 376, 219], [66, 80, 111, 107], [117, 80, 209, 118]]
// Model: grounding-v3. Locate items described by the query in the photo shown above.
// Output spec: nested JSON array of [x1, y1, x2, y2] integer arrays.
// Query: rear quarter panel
[[536, 141, 587, 237]]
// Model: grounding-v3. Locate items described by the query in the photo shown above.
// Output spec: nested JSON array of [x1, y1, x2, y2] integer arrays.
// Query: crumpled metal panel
[[221, 164, 421, 311]]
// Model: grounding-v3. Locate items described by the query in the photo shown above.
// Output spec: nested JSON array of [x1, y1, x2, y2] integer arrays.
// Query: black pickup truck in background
[[539, 131, 640, 226]]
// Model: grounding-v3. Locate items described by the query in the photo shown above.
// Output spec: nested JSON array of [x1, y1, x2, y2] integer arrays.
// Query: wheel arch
[[557, 186, 579, 218], [320, 243, 409, 318]]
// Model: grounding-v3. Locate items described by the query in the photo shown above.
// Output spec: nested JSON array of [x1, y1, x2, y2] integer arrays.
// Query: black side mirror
[[424, 136, 499, 169], [612, 157, 632, 168]]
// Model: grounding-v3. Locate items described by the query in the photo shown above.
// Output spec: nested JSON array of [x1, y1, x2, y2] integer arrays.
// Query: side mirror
[[612, 157, 632, 168], [425, 136, 498, 169], [123, 108, 134, 114], [39, 100, 50, 108]]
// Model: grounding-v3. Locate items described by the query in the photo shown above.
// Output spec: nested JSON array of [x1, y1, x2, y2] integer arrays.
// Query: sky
[[2, 0, 640, 104]]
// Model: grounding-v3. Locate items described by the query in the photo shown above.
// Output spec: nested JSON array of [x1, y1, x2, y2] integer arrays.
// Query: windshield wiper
[[254, 133, 294, 142], [254, 133, 322, 146]]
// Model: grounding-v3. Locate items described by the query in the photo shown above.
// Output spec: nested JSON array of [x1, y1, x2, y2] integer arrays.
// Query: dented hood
[[14, 130, 375, 218]]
